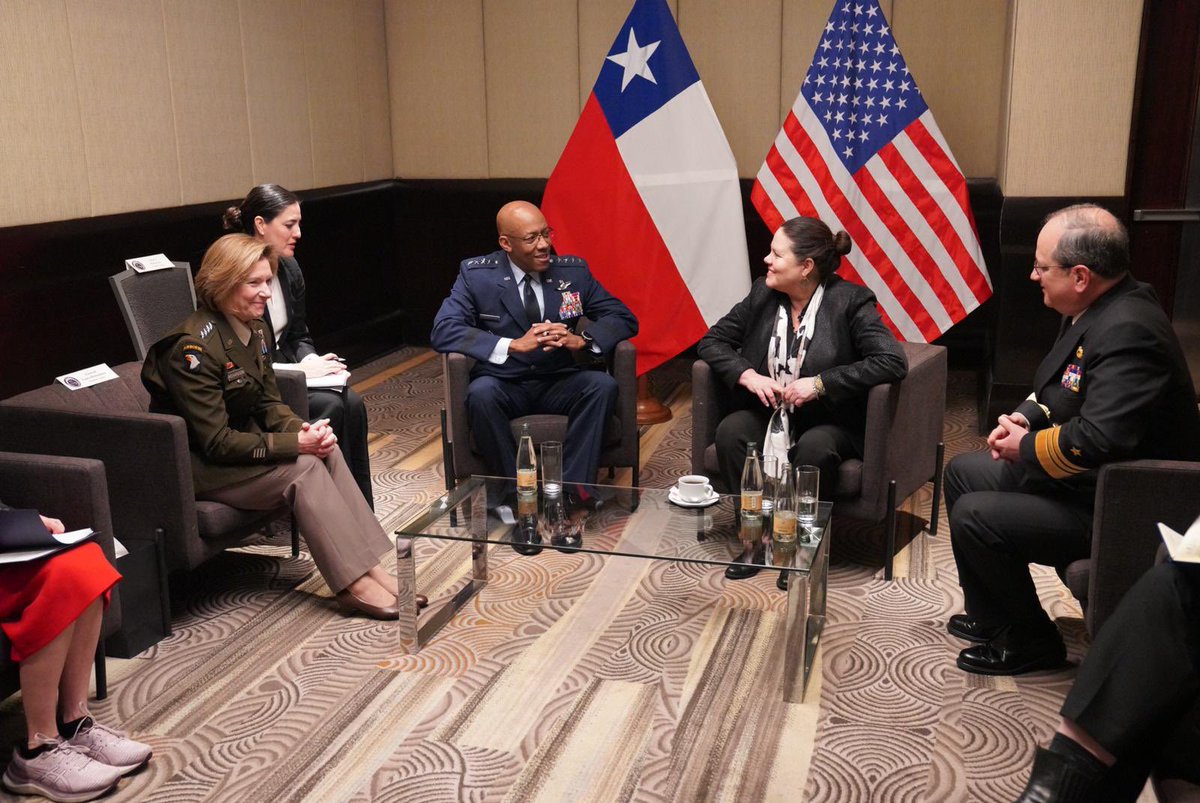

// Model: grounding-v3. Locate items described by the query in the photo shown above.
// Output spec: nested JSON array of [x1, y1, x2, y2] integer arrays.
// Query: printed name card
[[125, 253, 174, 273], [56, 363, 120, 391]]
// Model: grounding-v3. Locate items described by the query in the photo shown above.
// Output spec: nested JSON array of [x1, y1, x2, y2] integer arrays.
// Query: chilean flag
[[542, 0, 750, 376]]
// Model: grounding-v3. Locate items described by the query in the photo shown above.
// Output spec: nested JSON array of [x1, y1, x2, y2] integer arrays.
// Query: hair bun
[[221, 206, 242, 232], [832, 230, 852, 256]]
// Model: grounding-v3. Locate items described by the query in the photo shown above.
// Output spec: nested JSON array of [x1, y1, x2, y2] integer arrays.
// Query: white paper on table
[[1158, 515, 1200, 563], [0, 528, 96, 565], [55, 364, 119, 390]]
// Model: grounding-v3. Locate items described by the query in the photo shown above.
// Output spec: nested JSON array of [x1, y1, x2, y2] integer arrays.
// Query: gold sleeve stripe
[[1034, 427, 1085, 478]]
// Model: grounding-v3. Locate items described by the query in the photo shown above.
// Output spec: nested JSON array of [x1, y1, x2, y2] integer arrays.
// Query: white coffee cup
[[676, 474, 714, 502]]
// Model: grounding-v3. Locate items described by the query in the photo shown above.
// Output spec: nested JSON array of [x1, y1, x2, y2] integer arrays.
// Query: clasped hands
[[298, 353, 348, 379], [987, 412, 1030, 463], [512, 321, 584, 354], [298, 417, 338, 457], [738, 369, 819, 409]]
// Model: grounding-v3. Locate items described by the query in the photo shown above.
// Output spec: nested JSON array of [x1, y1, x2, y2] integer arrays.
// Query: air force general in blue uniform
[[431, 202, 637, 486]]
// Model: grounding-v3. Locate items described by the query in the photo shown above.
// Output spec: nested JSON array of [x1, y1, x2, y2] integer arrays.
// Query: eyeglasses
[[1031, 262, 1069, 277], [505, 228, 554, 246]]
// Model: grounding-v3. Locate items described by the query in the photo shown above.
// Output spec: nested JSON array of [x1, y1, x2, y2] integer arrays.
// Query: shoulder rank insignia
[[464, 255, 501, 269], [550, 254, 584, 267], [1076, 346, 1084, 359], [199, 321, 214, 339]]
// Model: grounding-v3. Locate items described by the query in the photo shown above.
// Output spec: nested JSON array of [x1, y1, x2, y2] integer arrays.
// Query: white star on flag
[[606, 28, 660, 91]]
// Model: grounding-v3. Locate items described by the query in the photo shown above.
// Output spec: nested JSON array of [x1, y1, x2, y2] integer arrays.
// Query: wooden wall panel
[[482, 0, 579, 177], [385, 0, 488, 178], [679, 0, 782, 177], [356, 0, 393, 180], [892, 0, 1005, 180], [304, 0, 366, 187], [163, 0, 254, 204], [67, 0, 180, 216], [0, 0, 90, 226], [1002, 0, 1143, 196], [240, 0, 315, 190]]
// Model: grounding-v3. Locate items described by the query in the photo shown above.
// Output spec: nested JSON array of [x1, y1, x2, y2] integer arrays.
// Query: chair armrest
[[0, 452, 122, 635], [859, 342, 947, 506], [1088, 459, 1200, 633], [443, 353, 476, 478], [275, 368, 309, 420], [0, 404, 200, 573], [612, 340, 637, 456], [692, 360, 720, 476]]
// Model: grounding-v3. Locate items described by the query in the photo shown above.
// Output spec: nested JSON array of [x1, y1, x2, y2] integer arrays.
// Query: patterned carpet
[[0, 349, 1097, 802]]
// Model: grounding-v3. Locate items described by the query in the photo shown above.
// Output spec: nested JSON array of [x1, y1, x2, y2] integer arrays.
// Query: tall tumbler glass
[[761, 455, 779, 516], [795, 464, 819, 541], [541, 441, 563, 497]]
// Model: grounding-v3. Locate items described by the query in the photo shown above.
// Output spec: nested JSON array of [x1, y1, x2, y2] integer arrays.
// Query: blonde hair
[[194, 234, 276, 311]]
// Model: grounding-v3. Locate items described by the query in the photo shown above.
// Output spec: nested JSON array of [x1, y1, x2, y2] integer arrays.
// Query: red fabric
[[0, 542, 119, 662]]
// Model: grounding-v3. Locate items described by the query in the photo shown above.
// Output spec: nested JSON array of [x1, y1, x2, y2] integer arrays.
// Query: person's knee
[[466, 378, 503, 416], [792, 434, 839, 471]]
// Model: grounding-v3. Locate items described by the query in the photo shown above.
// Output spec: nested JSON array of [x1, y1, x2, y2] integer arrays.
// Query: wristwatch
[[813, 374, 826, 397]]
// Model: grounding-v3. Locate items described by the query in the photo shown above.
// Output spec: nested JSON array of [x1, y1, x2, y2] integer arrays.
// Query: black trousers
[[944, 451, 1092, 634], [307, 387, 373, 510], [1061, 561, 1200, 797], [713, 403, 859, 497]]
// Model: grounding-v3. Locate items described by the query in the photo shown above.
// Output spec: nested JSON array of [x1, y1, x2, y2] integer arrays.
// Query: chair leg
[[93, 642, 107, 700], [930, 441, 945, 536], [884, 480, 897, 581], [441, 408, 460, 526], [291, 514, 300, 558]]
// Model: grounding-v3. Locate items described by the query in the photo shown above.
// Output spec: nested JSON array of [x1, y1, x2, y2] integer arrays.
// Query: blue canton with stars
[[802, 0, 927, 174], [593, 0, 700, 140]]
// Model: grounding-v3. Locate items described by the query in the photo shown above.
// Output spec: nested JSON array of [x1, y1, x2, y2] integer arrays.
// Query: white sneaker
[[64, 717, 152, 775], [2, 738, 123, 802]]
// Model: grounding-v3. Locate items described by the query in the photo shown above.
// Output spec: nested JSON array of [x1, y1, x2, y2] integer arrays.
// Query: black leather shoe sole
[[947, 614, 1003, 643], [724, 563, 761, 580], [956, 640, 1066, 676], [776, 571, 788, 591], [511, 538, 543, 556]]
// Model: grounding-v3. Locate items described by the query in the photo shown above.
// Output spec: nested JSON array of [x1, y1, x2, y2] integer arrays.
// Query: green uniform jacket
[[141, 308, 304, 494]]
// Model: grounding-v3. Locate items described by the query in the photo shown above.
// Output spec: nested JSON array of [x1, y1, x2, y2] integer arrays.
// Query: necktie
[[522, 275, 541, 325]]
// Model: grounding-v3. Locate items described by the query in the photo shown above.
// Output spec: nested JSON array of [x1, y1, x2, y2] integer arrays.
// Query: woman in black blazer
[[223, 184, 375, 509], [698, 216, 907, 499]]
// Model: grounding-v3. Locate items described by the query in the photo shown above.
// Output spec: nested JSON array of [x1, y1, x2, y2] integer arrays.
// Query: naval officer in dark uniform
[[142, 233, 418, 620], [431, 201, 637, 486], [945, 203, 1200, 675]]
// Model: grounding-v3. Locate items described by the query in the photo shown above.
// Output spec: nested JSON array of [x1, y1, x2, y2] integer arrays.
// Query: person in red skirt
[[0, 500, 152, 802]]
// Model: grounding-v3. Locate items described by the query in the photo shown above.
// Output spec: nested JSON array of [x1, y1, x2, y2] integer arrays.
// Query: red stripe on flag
[[781, 112, 941, 341], [904, 120, 993, 301], [543, 94, 707, 375], [854, 155, 968, 321], [750, 179, 784, 233]]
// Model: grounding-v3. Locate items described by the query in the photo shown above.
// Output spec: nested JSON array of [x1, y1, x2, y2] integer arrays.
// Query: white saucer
[[668, 487, 720, 508]]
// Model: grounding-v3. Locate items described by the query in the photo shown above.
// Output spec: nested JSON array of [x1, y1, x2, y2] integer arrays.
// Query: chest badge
[[558, 290, 583, 320], [1076, 346, 1084, 359], [556, 280, 572, 291], [1061, 363, 1082, 393]]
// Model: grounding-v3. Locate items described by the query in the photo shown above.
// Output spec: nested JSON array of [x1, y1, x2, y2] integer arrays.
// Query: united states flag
[[751, 0, 991, 342]]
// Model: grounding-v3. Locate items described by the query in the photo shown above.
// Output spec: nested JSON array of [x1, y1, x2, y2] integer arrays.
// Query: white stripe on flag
[[616, 82, 750, 326]]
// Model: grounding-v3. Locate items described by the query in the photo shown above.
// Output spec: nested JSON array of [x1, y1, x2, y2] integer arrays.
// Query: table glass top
[[396, 476, 831, 575]]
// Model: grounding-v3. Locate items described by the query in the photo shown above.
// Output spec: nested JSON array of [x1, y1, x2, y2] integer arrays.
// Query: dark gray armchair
[[441, 337, 640, 488], [0, 452, 121, 700], [0, 362, 307, 578], [109, 263, 198, 361], [1062, 459, 1200, 637], [692, 340, 948, 579]]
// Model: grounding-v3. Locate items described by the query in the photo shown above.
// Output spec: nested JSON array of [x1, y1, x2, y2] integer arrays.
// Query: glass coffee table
[[395, 476, 831, 702]]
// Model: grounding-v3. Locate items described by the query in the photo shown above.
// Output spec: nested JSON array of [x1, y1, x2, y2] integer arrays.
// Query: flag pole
[[636, 375, 672, 424]]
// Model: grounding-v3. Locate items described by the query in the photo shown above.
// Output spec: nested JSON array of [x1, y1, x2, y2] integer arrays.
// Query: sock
[[1049, 733, 1108, 778], [19, 740, 57, 759], [58, 715, 91, 740]]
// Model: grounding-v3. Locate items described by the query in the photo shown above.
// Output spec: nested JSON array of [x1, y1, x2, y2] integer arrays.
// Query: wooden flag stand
[[636, 375, 672, 425]]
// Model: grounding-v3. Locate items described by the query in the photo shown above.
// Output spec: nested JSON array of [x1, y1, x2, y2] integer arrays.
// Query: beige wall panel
[[892, 0, 1005, 179], [240, 0, 314, 191], [483, 0, 579, 177], [303, 0, 365, 187], [386, 0, 487, 178], [577, 0, 677, 109], [679, 0, 782, 177], [1003, 0, 1142, 196], [356, 0, 392, 181], [67, 0, 180, 216], [0, 0, 90, 227], [780, 0, 869, 124], [164, 0, 253, 205]]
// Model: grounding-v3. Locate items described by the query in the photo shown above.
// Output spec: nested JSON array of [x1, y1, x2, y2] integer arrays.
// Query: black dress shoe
[[724, 545, 764, 580], [776, 571, 788, 591], [1015, 746, 1103, 802], [511, 522, 543, 556], [956, 634, 1066, 676], [947, 614, 1003, 643]]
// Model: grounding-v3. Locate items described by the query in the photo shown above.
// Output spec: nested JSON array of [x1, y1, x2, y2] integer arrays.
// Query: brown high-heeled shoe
[[335, 588, 400, 620]]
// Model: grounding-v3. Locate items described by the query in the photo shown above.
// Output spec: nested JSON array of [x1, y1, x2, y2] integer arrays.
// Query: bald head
[[1042, 203, 1130, 280], [496, 201, 553, 273]]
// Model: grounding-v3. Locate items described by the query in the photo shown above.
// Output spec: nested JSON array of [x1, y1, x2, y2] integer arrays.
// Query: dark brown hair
[[222, 184, 301, 235], [779, 216, 852, 281]]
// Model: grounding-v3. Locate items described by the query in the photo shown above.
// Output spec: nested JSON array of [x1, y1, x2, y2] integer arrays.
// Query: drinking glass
[[541, 441, 563, 497], [795, 464, 819, 529], [761, 455, 778, 515]]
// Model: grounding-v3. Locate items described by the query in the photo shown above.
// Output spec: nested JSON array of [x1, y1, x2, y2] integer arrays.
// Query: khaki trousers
[[199, 449, 390, 592]]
